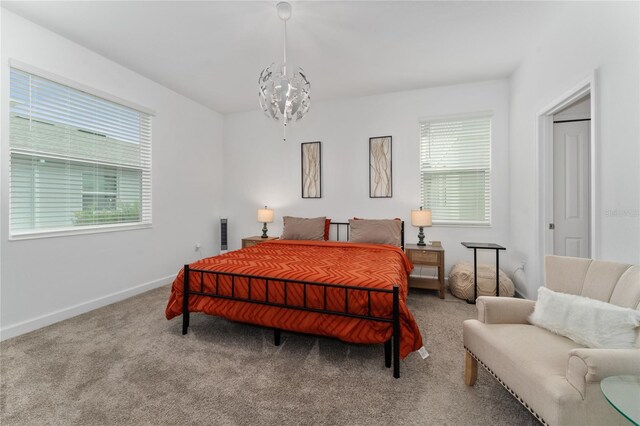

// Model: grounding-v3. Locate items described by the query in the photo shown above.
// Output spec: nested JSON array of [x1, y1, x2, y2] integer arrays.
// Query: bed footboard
[[181, 264, 402, 378]]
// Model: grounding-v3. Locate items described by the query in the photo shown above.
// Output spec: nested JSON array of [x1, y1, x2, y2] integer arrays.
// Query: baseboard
[[0, 275, 174, 342]]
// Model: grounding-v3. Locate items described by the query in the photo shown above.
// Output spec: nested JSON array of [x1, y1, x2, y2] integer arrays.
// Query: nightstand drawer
[[242, 240, 260, 248], [409, 249, 440, 265], [242, 236, 279, 249]]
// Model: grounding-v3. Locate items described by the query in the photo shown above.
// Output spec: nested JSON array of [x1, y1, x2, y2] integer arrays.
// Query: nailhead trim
[[464, 347, 548, 425]]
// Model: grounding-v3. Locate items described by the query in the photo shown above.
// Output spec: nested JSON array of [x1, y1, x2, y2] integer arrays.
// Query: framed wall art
[[301, 141, 322, 198], [369, 136, 392, 198]]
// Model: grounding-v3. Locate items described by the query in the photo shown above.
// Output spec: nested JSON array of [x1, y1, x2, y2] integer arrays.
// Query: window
[[9, 66, 152, 237], [419, 115, 491, 226]]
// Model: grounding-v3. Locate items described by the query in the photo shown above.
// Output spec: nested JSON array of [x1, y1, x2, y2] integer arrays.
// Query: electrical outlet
[[195, 242, 201, 251]]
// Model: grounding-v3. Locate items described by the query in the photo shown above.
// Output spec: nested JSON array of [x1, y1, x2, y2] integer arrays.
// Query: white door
[[553, 121, 590, 257]]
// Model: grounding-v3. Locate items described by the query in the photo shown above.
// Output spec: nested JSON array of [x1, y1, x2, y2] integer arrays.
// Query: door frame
[[536, 72, 598, 264]]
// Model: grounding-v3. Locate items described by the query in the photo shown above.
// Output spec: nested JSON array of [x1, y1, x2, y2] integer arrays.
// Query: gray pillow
[[281, 216, 326, 240], [349, 219, 402, 246]]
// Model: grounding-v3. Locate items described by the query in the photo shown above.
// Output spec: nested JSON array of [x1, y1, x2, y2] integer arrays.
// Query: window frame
[[8, 60, 155, 240], [418, 112, 493, 227]]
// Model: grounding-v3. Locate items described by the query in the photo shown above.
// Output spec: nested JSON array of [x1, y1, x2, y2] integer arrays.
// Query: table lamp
[[257, 206, 274, 238], [411, 207, 432, 246]]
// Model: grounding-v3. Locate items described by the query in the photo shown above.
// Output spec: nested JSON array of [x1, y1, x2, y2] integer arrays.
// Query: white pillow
[[529, 287, 640, 349]]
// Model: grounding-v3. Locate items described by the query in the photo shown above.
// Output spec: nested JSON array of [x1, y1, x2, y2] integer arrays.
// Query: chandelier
[[258, 2, 311, 141]]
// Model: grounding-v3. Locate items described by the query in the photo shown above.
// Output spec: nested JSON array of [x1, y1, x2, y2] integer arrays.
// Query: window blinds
[[419, 116, 491, 225], [9, 67, 152, 236]]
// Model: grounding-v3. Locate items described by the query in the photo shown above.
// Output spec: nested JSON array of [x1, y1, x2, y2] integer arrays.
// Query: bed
[[165, 222, 423, 378]]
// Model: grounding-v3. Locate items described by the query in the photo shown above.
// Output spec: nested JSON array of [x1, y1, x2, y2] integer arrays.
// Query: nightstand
[[241, 236, 278, 248], [405, 244, 445, 299]]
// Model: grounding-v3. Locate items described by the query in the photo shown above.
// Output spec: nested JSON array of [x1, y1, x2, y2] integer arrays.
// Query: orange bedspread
[[166, 240, 423, 358]]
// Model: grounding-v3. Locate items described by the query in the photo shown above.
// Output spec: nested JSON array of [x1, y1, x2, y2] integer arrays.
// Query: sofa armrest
[[476, 296, 536, 324], [566, 348, 640, 398]]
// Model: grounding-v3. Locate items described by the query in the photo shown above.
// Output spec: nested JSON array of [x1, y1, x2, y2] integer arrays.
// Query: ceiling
[[2, 1, 569, 114]]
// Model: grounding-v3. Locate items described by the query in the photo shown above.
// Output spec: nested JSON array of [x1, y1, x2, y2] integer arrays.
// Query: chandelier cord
[[283, 19, 287, 76], [283, 17, 288, 141]]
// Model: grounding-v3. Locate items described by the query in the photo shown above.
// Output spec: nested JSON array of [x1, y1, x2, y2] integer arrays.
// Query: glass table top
[[601, 375, 640, 425]]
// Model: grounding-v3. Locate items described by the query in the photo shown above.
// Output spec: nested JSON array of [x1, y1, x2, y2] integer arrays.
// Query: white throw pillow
[[529, 287, 640, 349]]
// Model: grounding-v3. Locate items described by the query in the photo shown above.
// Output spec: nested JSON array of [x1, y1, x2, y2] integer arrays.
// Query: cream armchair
[[463, 256, 640, 426]]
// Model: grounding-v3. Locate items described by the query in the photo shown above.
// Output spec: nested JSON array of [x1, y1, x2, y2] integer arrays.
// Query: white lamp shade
[[411, 209, 432, 227], [257, 208, 274, 223]]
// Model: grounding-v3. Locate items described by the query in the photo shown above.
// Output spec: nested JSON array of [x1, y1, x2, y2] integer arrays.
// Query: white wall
[[223, 80, 511, 275], [509, 2, 640, 298], [0, 10, 224, 339], [5, 2, 635, 337]]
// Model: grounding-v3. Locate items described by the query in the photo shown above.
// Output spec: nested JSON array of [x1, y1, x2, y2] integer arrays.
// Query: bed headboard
[[329, 221, 405, 251]]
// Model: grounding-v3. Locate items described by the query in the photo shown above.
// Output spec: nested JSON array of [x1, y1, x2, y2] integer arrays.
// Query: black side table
[[461, 242, 507, 304]]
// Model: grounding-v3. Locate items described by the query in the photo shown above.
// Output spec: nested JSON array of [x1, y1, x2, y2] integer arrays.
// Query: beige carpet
[[1, 285, 537, 425]]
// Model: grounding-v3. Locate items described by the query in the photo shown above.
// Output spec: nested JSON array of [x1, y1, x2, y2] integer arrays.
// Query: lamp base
[[261, 223, 269, 238], [417, 227, 426, 246]]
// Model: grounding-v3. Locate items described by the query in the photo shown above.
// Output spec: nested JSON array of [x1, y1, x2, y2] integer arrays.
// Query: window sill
[[431, 222, 492, 228], [9, 222, 152, 241]]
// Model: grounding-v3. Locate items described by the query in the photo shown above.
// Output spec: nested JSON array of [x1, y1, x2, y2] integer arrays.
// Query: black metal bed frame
[[181, 221, 405, 378]]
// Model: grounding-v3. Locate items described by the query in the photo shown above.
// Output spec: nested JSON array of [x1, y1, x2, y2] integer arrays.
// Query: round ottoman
[[448, 262, 515, 300]]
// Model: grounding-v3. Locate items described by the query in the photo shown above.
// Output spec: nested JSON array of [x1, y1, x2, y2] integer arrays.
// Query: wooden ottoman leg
[[465, 351, 478, 386]]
